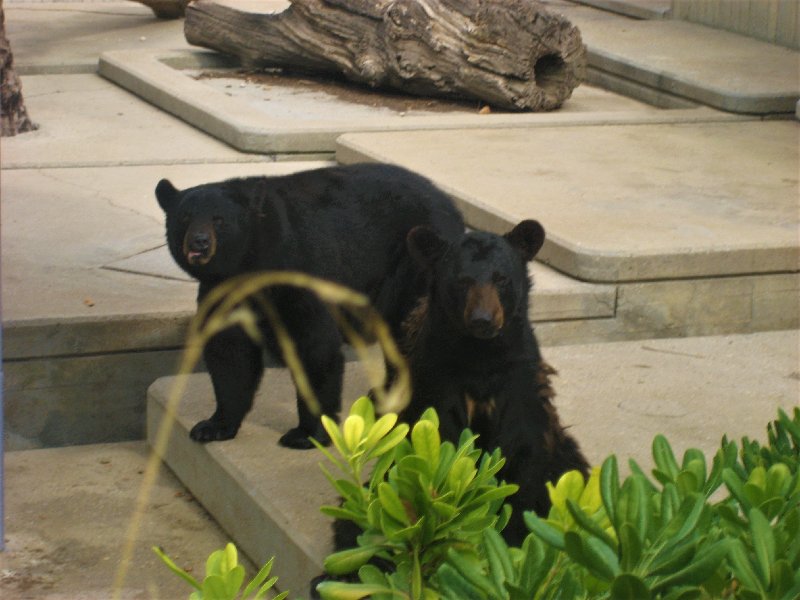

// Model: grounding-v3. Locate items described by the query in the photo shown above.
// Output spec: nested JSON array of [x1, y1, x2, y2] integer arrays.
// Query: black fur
[[398, 220, 590, 545], [156, 163, 464, 448]]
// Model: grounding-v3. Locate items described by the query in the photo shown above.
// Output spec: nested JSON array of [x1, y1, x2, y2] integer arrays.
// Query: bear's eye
[[493, 273, 509, 286], [212, 216, 224, 228]]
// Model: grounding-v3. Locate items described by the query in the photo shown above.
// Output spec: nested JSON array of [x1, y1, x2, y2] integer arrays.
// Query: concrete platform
[[570, 0, 671, 20], [336, 122, 800, 283], [97, 48, 744, 156], [0, 441, 254, 599], [559, 3, 800, 113], [147, 329, 800, 596]]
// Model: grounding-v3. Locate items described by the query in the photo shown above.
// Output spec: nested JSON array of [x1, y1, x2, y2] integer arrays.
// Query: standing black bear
[[398, 220, 590, 545], [156, 163, 464, 449]]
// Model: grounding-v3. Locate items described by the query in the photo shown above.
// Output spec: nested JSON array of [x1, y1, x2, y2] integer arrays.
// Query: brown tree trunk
[[1, 0, 36, 136], [130, 0, 191, 19], [184, 0, 586, 111]]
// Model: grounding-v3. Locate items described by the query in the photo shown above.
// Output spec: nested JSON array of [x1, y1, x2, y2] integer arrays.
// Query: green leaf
[[765, 462, 791, 497], [610, 574, 651, 600], [748, 507, 776, 589], [378, 482, 410, 525], [618, 475, 651, 541], [370, 424, 410, 461], [206, 548, 224, 577], [524, 512, 566, 550], [363, 413, 399, 456], [437, 563, 490, 600], [648, 538, 697, 577], [350, 396, 375, 426], [323, 545, 382, 575], [651, 539, 730, 591], [242, 556, 275, 598], [323, 415, 350, 460], [601, 455, 620, 528], [564, 531, 620, 581], [316, 581, 397, 600], [152, 546, 202, 590], [411, 420, 440, 472], [618, 522, 642, 572], [447, 456, 477, 499], [443, 548, 496, 596], [202, 574, 231, 600], [566, 498, 617, 551], [653, 435, 680, 482], [222, 565, 245, 599], [482, 528, 513, 593], [343, 415, 366, 453], [727, 539, 763, 593]]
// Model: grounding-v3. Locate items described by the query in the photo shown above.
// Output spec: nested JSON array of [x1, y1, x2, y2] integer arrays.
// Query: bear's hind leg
[[190, 326, 264, 442]]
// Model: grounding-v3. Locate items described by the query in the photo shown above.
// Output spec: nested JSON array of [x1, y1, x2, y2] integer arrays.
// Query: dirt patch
[[194, 68, 503, 115]]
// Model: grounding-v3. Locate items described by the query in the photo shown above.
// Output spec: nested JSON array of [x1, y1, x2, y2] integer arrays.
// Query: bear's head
[[408, 220, 545, 339], [156, 179, 253, 279]]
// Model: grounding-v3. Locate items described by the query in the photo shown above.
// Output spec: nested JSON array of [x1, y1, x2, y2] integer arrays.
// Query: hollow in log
[[184, 0, 586, 111]]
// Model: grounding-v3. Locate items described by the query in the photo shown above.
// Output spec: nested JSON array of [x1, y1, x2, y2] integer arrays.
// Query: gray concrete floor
[[0, 442, 257, 599]]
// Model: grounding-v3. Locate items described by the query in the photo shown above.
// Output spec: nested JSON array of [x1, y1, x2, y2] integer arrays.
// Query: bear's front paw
[[279, 425, 331, 449], [189, 419, 239, 442]]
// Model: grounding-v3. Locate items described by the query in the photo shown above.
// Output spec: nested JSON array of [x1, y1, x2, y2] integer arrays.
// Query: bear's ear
[[407, 226, 449, 269], [155, 179, 180, 213], [504, 219, 545, 262]]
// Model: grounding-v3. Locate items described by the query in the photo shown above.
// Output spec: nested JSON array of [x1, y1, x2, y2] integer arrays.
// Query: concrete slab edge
[[570, 0, 671, 20], [2, 311, 193, 359], [98, 49, 752, 157], [335, 136, 800, 283], [588, 47, 800, 114], [147, 380, 323, 596]]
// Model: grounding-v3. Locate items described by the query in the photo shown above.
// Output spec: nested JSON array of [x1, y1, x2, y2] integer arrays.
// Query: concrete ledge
[[567, 11, 800, 114], [336, 123, 800, 283], [3, 312, 192, 359], [97, 49, 746, 155], [146, 370, 371, 596]]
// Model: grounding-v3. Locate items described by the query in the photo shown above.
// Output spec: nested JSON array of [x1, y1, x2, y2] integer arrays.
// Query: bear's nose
[[467, 309, 498, 339], [190, 233, 210, 252]]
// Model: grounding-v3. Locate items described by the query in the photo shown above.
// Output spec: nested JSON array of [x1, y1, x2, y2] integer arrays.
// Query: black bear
[[397, 220, 590, 545], [156, 163, 464, 449]]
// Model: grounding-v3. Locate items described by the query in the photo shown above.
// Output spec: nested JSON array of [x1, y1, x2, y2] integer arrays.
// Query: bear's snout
[[183, 222, 217, 266], [464, 283, 504, 339]]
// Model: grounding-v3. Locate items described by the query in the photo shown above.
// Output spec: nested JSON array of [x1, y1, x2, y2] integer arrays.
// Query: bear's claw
[[189, 419, 239, 443], [279, 426, 331, 449]]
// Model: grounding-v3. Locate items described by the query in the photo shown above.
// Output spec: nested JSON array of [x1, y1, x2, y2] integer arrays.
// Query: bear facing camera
[[156, 163, 464, 449]]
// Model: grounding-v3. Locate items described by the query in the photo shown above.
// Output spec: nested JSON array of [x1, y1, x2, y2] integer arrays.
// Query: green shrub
[[152, 543, 287, 600], [317, 404, 800, 600], [157, 406, 800, 600]]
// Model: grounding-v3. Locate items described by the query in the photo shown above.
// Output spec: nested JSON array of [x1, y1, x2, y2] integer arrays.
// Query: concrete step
[[558, 3, 800, 113], [147, 330, 800, 597]]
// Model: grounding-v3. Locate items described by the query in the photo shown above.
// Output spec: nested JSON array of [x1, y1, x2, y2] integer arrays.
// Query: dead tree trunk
[[1, 0, 36, 136], [185, 0, 586, 111]]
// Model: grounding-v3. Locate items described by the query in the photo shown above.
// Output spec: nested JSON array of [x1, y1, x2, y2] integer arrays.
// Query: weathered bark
[[1, 0, 36, 136], [185, 0, 586, 111], [130, 0, 191, 19]]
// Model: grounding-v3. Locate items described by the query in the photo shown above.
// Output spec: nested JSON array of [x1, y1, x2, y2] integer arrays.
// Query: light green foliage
[[315, 397, 517, 600], [156, 406, 799, 600], [318, 403, 800, 600], [152, 543, 287, 600]]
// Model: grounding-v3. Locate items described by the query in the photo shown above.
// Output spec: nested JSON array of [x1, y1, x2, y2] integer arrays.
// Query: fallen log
[[184, 0, 586, 111]]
